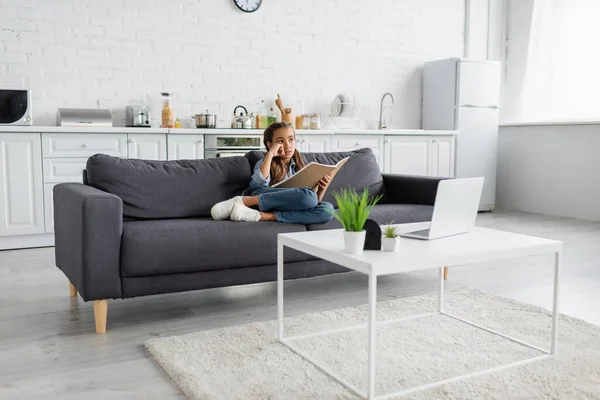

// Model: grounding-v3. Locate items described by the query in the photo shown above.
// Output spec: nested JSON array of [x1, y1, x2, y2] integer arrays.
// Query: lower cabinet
[[332, 135, 384, 169], [430, 136, 455, 178], [383, 136, 430, 176], [167, 135, 204, 160], [43, 183, 57, 233], [383, 136, 455, 177], [0, 131, 456, 248], [298, 134, 331, 153], [0, 134, 45, 236], [128, 134, 167, 160]]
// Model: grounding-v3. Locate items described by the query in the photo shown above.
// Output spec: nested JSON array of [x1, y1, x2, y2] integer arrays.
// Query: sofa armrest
[[382, 174, 449, 205], [53, 183, 123, 301]]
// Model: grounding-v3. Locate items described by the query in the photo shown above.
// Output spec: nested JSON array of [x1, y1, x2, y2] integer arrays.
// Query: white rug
[[145, 287, 600, 399]]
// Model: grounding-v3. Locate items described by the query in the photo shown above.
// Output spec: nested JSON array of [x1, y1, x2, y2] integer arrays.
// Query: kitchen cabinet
[[383, 136, 455, 177], [0, 134, 45, 236], [431, 136, 455, 178], [0, 127, 457, 250], [332, 135, 384, 169], [167, 134, 204, 160], [384, 136, 430, 176], [297, 134, 331, 153], [42, 158, 87, 183], [43, 183, 57, 233], [127, 134, 167, 160], [42, 133, 127, 158]]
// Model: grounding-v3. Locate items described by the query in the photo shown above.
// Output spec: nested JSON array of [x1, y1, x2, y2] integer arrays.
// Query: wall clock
[[233, 0, 262, 13]]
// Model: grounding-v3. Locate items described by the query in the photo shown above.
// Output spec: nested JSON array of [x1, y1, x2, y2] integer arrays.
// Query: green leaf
[[331, 187, 382, 232], [383, 223, 398, 238]]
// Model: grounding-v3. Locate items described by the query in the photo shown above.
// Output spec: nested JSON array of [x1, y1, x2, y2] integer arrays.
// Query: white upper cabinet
[[0, 134, 45, 236], [127, 134, 167, 160]]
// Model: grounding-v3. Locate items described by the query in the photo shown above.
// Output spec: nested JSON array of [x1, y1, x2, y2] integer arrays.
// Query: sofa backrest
[[245, 147, 386, 206], [85, 154, 252, 219]]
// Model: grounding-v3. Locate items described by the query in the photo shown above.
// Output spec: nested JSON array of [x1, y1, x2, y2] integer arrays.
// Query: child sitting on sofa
[[210, 121, 334, 224]]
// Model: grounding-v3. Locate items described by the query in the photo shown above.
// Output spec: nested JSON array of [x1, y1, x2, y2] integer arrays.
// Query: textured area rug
[[145, 288, 600, 399]]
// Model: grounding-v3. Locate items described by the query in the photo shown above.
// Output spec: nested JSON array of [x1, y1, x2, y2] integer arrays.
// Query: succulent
[[383, 223, 398, 238]]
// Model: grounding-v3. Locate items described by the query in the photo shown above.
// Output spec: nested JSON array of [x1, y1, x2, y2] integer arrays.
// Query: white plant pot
[[343, 230, 366, 254], [382, 236, 400, 252]]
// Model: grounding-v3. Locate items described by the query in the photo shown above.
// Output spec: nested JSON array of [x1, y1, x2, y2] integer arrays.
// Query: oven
[[204, 134, 263, 159]]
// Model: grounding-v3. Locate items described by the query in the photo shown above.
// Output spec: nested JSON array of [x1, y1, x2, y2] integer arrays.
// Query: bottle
[[161, 92, 174, 128], [268, 107, 277, 126], [260, 100, 267, 127], [174, 117, 181, 128]]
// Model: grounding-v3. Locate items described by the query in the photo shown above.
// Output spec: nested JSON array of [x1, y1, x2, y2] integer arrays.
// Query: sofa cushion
[[305, 204, 433, 231], [86, 154, 251, 219], [245, 148, 386, 207], [120, 218, 311, 277]]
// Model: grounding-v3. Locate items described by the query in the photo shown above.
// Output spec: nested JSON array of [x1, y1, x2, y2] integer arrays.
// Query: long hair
[[263, 121, 305, 186]]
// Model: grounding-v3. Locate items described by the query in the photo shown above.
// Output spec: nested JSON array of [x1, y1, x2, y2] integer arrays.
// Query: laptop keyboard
[[407, 229, 430, 236]]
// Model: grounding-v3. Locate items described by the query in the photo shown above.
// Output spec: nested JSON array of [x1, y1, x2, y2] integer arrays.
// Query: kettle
[[231, 105, 253, 129]]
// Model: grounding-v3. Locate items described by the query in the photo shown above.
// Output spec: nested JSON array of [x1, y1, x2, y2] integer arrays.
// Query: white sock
[[230, 203, 261, 222], [210, 196, 244, 220]]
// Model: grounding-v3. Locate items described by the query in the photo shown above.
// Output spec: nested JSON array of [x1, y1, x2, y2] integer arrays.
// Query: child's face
[[268, 127, 296, 160]]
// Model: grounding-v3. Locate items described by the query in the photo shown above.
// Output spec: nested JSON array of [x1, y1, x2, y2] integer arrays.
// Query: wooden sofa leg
[[94, 300, 108, 334], [69, 281, 78, 297], [443, 266, 449, 280]]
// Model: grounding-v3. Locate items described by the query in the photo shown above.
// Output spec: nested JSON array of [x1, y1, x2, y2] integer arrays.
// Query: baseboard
[[478, 205, 495, 212], [0, 234, 54, 250]]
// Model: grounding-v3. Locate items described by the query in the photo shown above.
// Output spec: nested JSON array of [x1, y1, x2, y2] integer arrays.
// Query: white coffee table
[[277, 222, 562, 399]]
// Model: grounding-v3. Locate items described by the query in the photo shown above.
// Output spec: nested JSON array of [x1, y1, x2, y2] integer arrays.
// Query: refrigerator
[[422, 58, 501, 211]]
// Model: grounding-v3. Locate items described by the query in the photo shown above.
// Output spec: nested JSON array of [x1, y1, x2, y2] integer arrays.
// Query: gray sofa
[[53, 148, 444, 333]]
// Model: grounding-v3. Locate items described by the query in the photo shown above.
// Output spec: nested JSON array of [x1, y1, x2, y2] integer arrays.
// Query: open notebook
[[271, 157, 350, 193]]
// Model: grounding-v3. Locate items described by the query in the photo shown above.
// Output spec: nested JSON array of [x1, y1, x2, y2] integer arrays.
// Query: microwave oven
[[0, 89, 32, 125]]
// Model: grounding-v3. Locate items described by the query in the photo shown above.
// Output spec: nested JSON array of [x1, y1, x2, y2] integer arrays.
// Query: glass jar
[[310, 113, 320, 129], [161, 92, 174, 128], [302, 114, 311, 129], [295, 115, 303, 129]]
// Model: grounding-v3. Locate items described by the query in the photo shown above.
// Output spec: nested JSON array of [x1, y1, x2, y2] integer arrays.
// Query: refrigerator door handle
[[456, 104, 499, 109]]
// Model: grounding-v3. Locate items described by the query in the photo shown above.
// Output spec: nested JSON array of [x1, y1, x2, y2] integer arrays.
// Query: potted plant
[[331, 188, 382, 254], [382, 223, 400, 252]]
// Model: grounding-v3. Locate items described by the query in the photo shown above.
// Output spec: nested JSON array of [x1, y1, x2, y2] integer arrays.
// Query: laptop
[[400, 177, 484, 240]]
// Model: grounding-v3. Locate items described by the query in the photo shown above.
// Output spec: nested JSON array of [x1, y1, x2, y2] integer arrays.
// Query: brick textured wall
[[0, 0, 464, 128]]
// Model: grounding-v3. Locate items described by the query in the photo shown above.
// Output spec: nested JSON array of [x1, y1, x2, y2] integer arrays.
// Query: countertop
[[0, 126, 458, 136], [501, 120, 600, 127]]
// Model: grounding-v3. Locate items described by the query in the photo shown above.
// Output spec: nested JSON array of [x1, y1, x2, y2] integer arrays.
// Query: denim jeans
[[247, 186, 334, 224]]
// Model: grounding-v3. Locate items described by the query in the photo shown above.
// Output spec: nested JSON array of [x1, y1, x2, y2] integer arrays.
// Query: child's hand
[[318, 174, 332, 190], [267, 143, 284, 158], [316, 173, 332, 202]]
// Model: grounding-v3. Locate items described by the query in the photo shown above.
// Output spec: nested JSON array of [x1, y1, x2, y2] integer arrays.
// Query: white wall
[[497, 124, 600, 221], [464, 0, 490, 59], [499, 0, 534, 123], [0, 0, 466, 128]]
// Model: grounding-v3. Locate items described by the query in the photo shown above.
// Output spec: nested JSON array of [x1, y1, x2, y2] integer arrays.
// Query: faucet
[[378, 92, 395, 129]]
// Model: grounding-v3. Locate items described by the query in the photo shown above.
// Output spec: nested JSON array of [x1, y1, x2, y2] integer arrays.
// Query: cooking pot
[[192, 109, 217, 128], [231, 105, 253, 129]]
